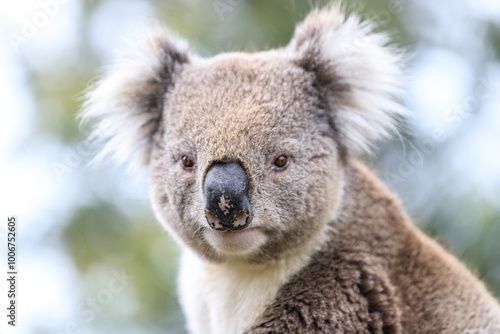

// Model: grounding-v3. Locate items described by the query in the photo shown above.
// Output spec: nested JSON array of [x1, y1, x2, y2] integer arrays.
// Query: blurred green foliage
[[64, 203, 183, 329]]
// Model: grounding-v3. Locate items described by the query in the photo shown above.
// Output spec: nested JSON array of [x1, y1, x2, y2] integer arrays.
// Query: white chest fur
[[178, 248, 311, 334]]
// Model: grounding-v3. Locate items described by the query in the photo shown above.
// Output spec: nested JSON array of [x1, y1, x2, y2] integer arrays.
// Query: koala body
[[83, 5, 500, 334]]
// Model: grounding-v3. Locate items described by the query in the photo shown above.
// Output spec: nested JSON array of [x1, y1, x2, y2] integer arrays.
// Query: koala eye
[[272, 155, 289, 170], [181, 155, 195, 169]]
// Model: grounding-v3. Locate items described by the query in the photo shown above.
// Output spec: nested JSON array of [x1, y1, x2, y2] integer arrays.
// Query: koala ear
[[80, 27, 190, 169], [288, 5, 407, 154]]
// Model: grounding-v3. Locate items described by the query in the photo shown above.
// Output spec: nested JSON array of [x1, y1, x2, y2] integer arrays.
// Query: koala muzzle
[[204, 162, 253, 231]]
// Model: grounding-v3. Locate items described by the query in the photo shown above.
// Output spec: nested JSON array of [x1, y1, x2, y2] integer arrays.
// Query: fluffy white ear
[[80, 27, 190, 169], [288, 4, 407, 154]]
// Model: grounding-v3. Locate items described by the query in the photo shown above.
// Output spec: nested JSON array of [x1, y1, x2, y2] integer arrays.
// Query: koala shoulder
[[246, 162, 403, 333], [247, 161, 500, 333]]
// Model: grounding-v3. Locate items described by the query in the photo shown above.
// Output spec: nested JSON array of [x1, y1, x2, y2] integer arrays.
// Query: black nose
[[204, 162, 252, 231]]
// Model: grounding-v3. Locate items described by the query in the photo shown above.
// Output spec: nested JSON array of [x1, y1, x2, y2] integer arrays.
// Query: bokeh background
[[1, 0, 500, 333]]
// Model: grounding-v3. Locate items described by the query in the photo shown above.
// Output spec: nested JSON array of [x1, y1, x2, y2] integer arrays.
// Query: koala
[[82, 4, 500, 334]]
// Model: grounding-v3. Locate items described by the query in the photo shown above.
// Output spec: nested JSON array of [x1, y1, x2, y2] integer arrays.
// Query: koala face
[[149, 54, 345, 263], [82, 7, 405, 264]]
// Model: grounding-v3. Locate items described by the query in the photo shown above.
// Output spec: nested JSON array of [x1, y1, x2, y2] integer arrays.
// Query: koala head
[[82, 6, 405, 263]]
